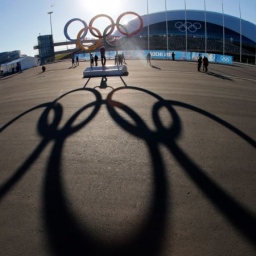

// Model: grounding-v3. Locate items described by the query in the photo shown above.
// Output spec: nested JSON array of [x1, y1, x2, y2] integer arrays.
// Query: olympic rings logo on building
[[175, 22, 202, 33], [220, 56, 231, 62], [64, 12, 143, 51]]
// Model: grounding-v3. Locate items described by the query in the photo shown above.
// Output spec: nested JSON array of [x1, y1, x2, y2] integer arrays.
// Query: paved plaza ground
[[0, 59, 256, 256]]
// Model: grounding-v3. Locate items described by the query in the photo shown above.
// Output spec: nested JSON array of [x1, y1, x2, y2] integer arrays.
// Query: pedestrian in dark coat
[[203, 56, 209, 72], [197, 54, 202, 71]]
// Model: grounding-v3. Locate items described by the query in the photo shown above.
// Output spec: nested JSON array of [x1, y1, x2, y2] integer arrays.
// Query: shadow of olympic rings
[[107, 86, 256, 250], [42, 87, 170, 256], [0, 102, 51, 200], [0, 85, 255, 255], [0, 88, 101, 202]]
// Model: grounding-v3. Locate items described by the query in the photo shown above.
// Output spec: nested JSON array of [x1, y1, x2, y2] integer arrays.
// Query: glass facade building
[[123, 10, 256, 61], [38, 35, 55, 64]]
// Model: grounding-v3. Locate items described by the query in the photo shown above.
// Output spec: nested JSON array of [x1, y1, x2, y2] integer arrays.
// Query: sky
[[0, 0, 255, 56]]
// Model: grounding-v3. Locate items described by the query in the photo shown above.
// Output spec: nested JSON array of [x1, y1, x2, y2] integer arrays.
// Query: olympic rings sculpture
[[64, 12, 143, 51], [175, 22, 202, 33]]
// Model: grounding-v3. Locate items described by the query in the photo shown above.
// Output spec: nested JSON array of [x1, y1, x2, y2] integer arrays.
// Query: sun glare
[[80, 0, 121, 16], [77, 1, 139, 38]]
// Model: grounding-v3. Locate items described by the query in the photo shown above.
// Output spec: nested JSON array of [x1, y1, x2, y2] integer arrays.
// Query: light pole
[[47, 11, 53, 36], [47, 11, 54, 62], [222, 0, 225, 55], [204, 0, 207, 54], [147, 0, 150, 51], [184, 0, 187, 57], [165, 0, 169, 56], [239, 0, 242, 63]]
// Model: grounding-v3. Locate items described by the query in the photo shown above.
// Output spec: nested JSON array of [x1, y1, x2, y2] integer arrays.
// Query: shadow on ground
[[1, 85, 255, 255]]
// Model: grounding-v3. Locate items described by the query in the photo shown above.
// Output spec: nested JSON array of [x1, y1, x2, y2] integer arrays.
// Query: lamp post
[[47, 11, 53, 36], [255, 4, 256, 65], [204, 0, 207, 54], [184, 0, 187, 57], [222, 0, 225, 55], [165, 0, 169, 56], [239, 0, 242, 63], [47, 11, 54, 62], [147, 0, 150, 51]]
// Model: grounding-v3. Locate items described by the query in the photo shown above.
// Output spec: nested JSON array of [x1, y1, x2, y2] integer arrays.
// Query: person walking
[[99, 46, 106, 67], [203, 56, 209, 72], [197, 54, 202, 71], [94, 54, 98, 66], [172, 52, 175, 61], [146, 52, 151, 66], [76, 56, 79, 66], [121, 52, 126, 64], [118, 54, 123, 65], [71, 57, 75, 67], [90, 54, 94, 67]]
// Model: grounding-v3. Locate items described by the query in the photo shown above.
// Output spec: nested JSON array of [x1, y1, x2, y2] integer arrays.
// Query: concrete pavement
[[1, 59, 256, 256]]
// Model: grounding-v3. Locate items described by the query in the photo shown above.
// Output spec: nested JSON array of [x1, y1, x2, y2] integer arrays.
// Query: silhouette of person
[[147, 52, 151, 66], [121, 52, 126, 64], [99, 46, 106, 66], [203, 56, 209, 72], [197, 54, 202, 71], [94, 55, 98, 66], [71, 57, 75, 67], [172, 52, 175, 61], [118, 54, 123, 65], [16, 62, 21, 72], [76, 56, 79, 66], [90, 54, 94, 66], [18, 62, 21, 72]]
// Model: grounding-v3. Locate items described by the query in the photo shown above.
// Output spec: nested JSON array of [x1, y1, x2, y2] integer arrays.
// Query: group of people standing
[[89, 46, 106, 67], [71, 48, 209, 73], [90, 54, 98, 66], [72, 46, 127, 68], [197, 54, 209, 72], [115, 53, 126, 65]]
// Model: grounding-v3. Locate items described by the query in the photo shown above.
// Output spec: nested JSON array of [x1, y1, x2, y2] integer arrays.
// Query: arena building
[[117, 10, 256, 63]]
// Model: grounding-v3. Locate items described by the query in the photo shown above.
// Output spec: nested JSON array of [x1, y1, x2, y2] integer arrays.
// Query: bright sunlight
[[79, 0, 122, 16]]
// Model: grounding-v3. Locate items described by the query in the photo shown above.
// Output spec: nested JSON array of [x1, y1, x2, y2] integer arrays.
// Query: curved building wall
[[124, 10, 256, 55], [133, 10, 256, 43], [139, 20, 254, 46]]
